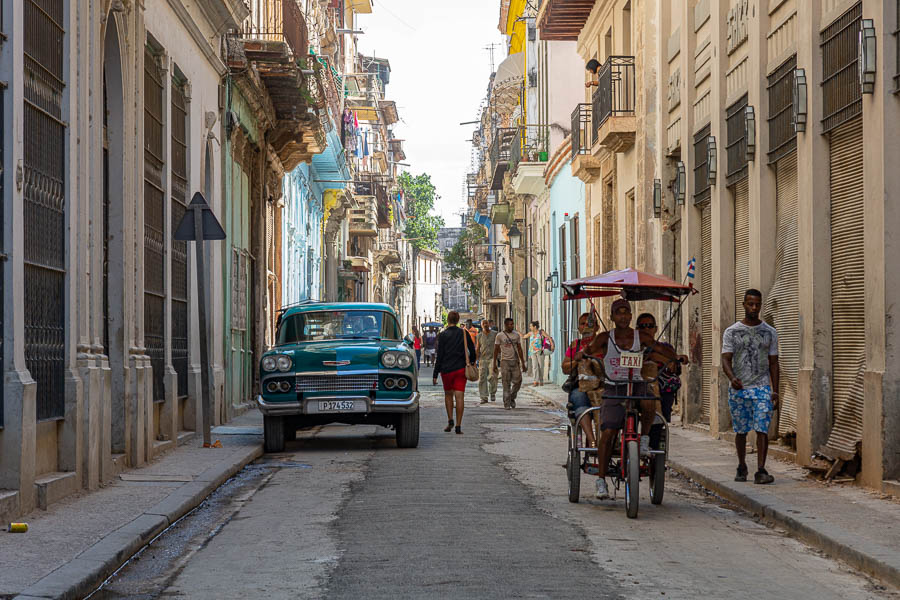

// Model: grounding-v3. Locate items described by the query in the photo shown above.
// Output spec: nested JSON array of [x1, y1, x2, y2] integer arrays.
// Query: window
[[726, 94, 749, 185], [276, 310, 401, 343], [821, 2, 862, 132], [767, 55, 797, 163], [693, 124, 711, 204]]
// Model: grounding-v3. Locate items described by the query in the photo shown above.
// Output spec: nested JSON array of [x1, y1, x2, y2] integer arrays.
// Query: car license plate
[[619, 351, 643, 369], [316, 400, 362, 413]]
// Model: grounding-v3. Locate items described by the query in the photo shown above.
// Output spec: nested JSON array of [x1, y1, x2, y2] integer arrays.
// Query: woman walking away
[[433, 311, 477, 434], [412, 327, 423, 370]]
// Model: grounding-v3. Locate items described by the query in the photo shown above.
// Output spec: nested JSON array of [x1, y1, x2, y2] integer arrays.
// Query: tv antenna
[[484, 43, 498, 73]]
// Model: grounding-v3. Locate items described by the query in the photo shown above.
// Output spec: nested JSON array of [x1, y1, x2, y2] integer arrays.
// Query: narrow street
[[89, 371, 895, 600]]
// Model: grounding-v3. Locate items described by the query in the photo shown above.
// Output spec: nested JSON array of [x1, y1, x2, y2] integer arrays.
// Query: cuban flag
[[686, 257, 696, 287]]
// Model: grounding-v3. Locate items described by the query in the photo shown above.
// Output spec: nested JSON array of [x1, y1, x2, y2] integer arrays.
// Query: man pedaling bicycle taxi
[[575, 298, 687, 499]]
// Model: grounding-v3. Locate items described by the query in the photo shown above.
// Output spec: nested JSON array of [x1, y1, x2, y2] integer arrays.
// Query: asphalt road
[[90, 370, 898, 599]]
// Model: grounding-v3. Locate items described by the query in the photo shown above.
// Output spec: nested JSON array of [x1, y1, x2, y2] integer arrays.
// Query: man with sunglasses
[[577, 299, 686, 499], [636, 313, 688, 448]]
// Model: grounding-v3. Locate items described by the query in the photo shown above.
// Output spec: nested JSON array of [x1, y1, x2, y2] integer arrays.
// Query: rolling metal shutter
[[763, 153, 799, 435], [700, 203, 712, 424], [733, 179, 750, 318], [822, 118, 865, 459]]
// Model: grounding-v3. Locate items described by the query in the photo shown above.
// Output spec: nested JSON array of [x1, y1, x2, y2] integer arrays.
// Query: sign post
[[174, 192, 226, 447]]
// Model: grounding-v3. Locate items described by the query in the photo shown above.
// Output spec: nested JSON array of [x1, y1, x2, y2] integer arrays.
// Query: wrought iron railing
[[489, 127, 517, 173], [240, 0, 309, 59], [591, 56, 636, 137], [510, 124, 550, 171], [570, 103, 592, 158]]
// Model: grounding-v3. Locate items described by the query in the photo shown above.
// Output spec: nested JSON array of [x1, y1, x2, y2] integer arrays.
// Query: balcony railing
[[240, 0, 309, 59], [510, 124, 550, 171], [489, 127, 517, 190], [571, 103, 592, 158], [591, 56, 636, 138]]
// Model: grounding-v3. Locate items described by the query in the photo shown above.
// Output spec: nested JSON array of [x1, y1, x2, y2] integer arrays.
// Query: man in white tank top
[[576, 298, 686, 499]]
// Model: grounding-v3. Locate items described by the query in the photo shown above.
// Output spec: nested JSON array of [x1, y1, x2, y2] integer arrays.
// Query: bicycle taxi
[[561, 269, 695, 518]]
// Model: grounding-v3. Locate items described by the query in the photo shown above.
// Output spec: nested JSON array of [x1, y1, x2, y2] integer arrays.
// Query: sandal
[[444, 420, 454, 432], [455, 426, 463, 435]]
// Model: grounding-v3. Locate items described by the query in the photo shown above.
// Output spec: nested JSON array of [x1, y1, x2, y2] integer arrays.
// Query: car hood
[[272, 340, 405, 371]]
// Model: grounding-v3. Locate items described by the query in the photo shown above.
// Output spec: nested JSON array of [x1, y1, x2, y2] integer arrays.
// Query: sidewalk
[[527, 381, 900, 589], [2, 411, 263, 600]]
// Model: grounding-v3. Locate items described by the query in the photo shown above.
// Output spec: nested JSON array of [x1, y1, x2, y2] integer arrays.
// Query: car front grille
[[296, 374, 379, 393]]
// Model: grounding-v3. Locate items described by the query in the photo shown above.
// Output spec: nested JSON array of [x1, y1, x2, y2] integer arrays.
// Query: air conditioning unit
[[528, 24, 536, 41]]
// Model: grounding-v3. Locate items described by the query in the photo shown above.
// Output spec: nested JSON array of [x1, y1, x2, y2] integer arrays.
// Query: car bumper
[[256, 392, 420, 417]]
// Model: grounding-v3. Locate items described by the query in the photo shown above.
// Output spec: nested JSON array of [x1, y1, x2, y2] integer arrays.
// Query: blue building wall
[[548, 163, 586, 384], [282, 163, 322, 304]]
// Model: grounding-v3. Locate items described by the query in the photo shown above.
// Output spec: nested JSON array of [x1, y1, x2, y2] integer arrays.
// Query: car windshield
[[275, 310, 401, 344]]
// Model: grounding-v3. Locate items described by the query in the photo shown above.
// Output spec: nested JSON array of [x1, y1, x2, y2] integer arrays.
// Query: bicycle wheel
[[567, 447, 581, 503], [625, 440, 640, 518], [650, 453, 665, 505]]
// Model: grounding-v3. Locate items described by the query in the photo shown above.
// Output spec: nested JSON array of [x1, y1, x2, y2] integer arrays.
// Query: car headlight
[[279, 380, 292, 392], [396, 353, 412, 369], [381, 352, 397, 368], [262, 356, 277, 372], [266, 381, 280, 393], [276, 355, 292, 372], [396, 377, 409, 389]]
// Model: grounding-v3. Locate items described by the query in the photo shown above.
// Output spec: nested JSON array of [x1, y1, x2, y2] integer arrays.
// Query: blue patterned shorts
[[728, 385, 774, 434]]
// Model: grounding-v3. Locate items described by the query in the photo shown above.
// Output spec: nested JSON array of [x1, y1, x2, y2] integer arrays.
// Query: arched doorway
[[103, 15, 127, 455]]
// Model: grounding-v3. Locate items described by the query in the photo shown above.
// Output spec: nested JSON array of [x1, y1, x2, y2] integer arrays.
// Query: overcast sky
[[357, 1, 505, 227]]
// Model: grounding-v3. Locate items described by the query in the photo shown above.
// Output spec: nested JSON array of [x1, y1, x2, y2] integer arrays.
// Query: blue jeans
[[569, 390, 591, 419], [415, 349, 421, 370]]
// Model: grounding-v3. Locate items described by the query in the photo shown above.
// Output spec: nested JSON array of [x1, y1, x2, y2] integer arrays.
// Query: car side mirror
[[403, 334, 414, 346]]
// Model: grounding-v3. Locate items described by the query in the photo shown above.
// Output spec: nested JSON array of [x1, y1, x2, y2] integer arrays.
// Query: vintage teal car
[[256, 302, 419, 452]]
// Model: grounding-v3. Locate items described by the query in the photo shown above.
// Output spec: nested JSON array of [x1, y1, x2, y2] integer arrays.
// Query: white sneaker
[[640, 435, 651, 457], [595, 478, 609, 499]]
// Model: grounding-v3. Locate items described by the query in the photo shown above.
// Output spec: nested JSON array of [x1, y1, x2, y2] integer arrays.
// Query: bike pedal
[[584, 465, 599, 475]]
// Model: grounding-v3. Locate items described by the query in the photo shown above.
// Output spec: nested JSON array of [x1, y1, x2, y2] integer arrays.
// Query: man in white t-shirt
[[722, 288, 780, 485]]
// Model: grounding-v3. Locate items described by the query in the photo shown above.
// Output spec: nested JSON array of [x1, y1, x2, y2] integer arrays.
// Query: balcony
[[510, 125, 549, 196], [570, 103, 603, 183], [348, 250, 373, 273], [373, 248, 402, 268], [489, 127, 517, 190], [490, 202, 513, 227], [536, 0, 595, 41], [591, 56, 636, 153], [230, 0, 325, 170], [356, 173, 391, 227], [349, 197, 378, 237]]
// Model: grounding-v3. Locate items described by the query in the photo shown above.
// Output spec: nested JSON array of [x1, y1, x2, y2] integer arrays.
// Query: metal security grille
[[24, 0, 66, 421], [700, 203, 712, 425], [823, 118, 865, 459], [171, 78, 189, 398], [726, 94, 749, 185], [821, 3, 862, 134], [767, 55, 797, 164], [763, 153, 799, 436], [895, 0, 900, 92], [296, 374, 378, 392], [733, 179, 750, 319], [570, 214, 580, 279], [232, 247, 248, 331], [144, 47, 167, 403], [693, 124, 711, 204]]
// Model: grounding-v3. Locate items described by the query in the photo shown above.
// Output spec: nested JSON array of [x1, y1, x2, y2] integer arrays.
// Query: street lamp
[[507, 223, 522, 250], [551, 270, 559, 289], [545, 275, 553, 292]]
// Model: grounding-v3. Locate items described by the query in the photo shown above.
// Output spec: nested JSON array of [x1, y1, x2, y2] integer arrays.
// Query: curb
[[665, 458, 900, 590], [15, 444, 263, 600], [530, 385, 900, 589]]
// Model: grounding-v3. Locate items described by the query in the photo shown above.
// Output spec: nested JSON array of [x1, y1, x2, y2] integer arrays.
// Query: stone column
[[795, 0, 831, 462]]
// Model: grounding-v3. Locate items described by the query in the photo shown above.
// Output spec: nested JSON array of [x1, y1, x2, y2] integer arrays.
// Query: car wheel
[[395, 408, 420, 448], [264, 415, 285, 453]]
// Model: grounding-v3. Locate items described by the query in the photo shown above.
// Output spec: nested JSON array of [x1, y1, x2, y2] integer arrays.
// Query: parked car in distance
[[257, 302, 419, 452]]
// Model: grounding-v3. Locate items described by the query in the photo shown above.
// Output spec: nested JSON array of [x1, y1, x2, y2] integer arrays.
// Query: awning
[[473, 210, 491, 228], [483, 296, 508, 305], [491, 52, 524, 117]]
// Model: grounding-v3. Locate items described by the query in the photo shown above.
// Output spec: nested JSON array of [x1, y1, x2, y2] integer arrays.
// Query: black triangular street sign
[[174, 192, 227, 241]]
